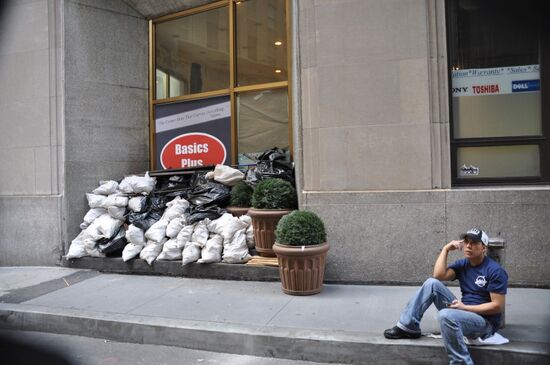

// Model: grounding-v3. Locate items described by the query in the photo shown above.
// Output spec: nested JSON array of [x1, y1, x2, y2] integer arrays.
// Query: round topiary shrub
[[275, 210, 326, 246], [229, 181, 253, 207], [251, 178, 297, 210]]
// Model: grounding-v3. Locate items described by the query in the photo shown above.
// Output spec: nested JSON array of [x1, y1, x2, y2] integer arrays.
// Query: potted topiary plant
[[247, 178, 297, 257], [226, 181, 253, 217], [273, 210, 329, 295]]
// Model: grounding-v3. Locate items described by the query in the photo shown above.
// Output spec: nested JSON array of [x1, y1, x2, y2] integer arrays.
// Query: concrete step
[[62, 256, 280, 282], [1, 303, 548, 365]]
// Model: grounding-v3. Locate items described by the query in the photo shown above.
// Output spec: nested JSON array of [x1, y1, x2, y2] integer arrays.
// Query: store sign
[[160, 133, 227, 169], [154, 96, 231, 170], [452, 64, 539, 97]]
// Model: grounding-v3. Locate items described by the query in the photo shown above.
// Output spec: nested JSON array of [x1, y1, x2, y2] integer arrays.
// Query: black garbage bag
[[246, 147, 295, 186], [188, 205, 226, 224], [187, 171, 231, 207], [150, 195, 168, 211], [154, 174, 193, 194], [127, 210, 162, 232], [98, 226, 127, 256]]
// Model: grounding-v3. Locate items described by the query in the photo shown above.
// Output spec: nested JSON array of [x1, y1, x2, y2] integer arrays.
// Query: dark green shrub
[[251, 178, 297, 210], [229, 181, 253, 207], [275, 210, 326, 246]]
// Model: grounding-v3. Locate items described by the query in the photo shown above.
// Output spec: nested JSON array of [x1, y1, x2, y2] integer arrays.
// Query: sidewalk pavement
[[1, 266, 549, 364]]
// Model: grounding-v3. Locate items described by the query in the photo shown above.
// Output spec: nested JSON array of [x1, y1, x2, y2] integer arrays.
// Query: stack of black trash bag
[[66, 148, 294, 266]]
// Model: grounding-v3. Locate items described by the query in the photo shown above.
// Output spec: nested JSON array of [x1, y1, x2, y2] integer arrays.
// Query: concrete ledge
[[0, 304, 548, 365], [61, 257, 281, 282]]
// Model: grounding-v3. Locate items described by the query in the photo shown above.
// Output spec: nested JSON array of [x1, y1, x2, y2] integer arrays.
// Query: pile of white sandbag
[[67, 166, 256, 265], [121, 211, 254, 266], [66, 174, 156, 259]]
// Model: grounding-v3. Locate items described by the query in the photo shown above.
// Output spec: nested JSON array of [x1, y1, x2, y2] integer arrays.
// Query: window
[[446, 0, 549, 184], [150, 0, 290, 169]]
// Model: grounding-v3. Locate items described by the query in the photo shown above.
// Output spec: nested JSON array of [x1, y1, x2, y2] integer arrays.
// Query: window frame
[[148, 0, 292, 170], [445, 0, 550, 186]]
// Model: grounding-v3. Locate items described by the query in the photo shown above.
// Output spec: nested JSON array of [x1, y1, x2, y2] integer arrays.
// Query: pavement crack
[[265, 297, 293, 326], [0, 270, 100, 304]]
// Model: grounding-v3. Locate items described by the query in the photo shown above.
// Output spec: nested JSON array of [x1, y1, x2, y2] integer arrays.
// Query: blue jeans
[[397, 278, 494, 365]]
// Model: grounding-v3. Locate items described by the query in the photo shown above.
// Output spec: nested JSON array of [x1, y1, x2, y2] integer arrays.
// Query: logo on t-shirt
[[475, 275, 487, 288]]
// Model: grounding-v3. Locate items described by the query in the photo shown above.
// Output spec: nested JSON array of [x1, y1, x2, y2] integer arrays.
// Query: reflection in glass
[[156, 69, 167, 99], [236, 0, 287, 86], [457, 145, 540, 178], [237, 88, 288, 165], [155, 6, 229, 99]]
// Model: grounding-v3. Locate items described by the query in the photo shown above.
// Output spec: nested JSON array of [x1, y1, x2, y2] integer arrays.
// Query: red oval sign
[[160, 133, 227, 170]]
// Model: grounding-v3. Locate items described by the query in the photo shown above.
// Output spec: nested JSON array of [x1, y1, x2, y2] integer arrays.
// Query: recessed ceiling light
[[274, 41, 282, 46], [275, 69, 282, 73]]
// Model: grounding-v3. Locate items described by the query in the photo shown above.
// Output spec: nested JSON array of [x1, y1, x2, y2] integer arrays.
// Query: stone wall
[[64, 0, 149, 246], [296, 0, 550, 286], [0, 0, 64, 265]]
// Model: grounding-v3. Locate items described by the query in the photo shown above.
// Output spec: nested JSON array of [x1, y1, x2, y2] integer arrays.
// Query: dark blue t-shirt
[[448, 256, 508, 332]]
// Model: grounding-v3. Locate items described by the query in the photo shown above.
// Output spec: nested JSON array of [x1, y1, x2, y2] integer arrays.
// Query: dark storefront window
[[446, 0, 549, 184]]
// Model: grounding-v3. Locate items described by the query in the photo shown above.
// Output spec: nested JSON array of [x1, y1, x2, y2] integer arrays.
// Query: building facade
[[1, 0, 548, 287]]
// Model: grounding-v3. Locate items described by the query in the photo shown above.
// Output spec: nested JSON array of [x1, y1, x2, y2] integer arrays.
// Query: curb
[[1, 304, 548, 365]]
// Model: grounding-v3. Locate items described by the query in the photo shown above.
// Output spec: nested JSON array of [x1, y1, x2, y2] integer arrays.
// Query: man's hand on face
[[445, 240, 463, 252]]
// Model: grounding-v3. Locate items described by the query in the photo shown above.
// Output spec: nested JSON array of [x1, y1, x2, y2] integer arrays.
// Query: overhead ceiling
[[121, 0, 218, 19]]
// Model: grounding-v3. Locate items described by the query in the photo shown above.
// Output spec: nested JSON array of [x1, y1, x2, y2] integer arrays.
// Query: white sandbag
[[238, 215, 252, 226], [92, 180, 119, 195], [176, 224, 195, 247], [245, 224, 255, 248], [238, 215, 254, 247], [181, 241, 202, 266], [222, 229, 251, 264], [197, 234, 223, 264], [82, 219, 103, 241], [162, 196, 189, 222], [87, 247, 106, 258], [108, 206, 127, 220], [83, 238, 98, 251], [128, 196, 147, 213], [144, 218, 169, 243], [140, 239, 166, 265], [166, 217, 186, 238], [126, 224, 145, 244], [86, 193, 106, 209], [207, 213, 234, 233], [101, 194, 128, 208], [118, 172, 156, 194], [83, 208, 108, 225], [66, 232, 87, 259], [191, 220, 209, 246], [157, 238, 184, 261], [122, 242, 145, 261], [79, 222, 89, 230], [205, 164, 244, 186], [94, 214, 124, 239], [208, 213, 248, 242]]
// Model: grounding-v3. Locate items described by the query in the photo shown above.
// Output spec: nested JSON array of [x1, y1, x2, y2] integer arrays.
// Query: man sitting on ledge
[[383, 228, 508, 365]]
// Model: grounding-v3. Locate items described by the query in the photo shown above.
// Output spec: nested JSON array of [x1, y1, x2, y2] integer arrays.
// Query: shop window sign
[[154, 96, 232, 170]]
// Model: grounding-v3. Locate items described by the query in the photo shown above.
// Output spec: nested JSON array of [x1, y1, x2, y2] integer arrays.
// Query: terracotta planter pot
[[225, 206, 249, 217], [273, 242, 329, 295], [248, 208, 293, 257]]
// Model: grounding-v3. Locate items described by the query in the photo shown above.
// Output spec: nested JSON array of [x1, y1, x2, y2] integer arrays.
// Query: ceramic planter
[[247, 208, 293, 257], [273, 242, 329, 295], [225, 206, 249, 217]]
